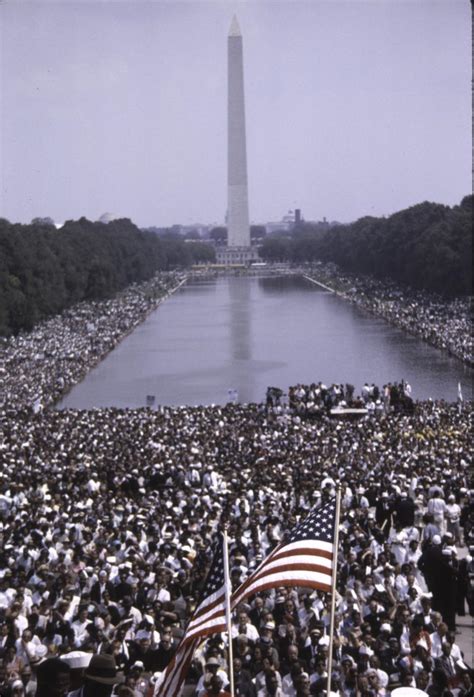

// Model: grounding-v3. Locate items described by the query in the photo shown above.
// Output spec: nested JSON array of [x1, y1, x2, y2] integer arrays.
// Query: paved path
[[456, 545, 473, 663], [456, 613, 473, 663]]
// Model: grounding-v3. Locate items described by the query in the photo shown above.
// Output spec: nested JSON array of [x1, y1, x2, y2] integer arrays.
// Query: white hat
[[392, 689, 428, 697], [30, 645, 48, 665], [136, 629, 151, 640], [61, 651, 92, 670], [359, 646, 374, 656]]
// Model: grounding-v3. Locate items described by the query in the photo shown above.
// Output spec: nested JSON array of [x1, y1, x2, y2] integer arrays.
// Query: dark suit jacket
[[90, 580, 115, 603]]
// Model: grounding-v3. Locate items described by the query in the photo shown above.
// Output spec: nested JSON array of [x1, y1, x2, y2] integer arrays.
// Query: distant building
[[265, 210, 300, 234]]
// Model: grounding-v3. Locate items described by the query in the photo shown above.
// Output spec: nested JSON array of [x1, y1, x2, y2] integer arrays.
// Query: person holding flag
[[154, 533, 230, 697], [155, 494, 340, 697]]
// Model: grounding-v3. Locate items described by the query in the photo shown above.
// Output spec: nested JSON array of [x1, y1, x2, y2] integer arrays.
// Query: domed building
[[98, 212, 118, 224]]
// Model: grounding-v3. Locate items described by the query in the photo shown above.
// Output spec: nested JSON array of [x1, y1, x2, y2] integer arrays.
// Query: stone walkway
[[456, 613, 473, 663], [456, 545, 473, 663]]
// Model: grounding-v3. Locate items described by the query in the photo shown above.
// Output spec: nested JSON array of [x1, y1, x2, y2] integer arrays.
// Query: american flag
[[155, 535, 227, 697], [231, 497, 336, 607], [156, 501, 337, 696]]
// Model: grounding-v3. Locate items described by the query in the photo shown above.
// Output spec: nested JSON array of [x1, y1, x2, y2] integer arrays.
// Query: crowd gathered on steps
[[304, 264, 472, 367], [0, 272, 185, 412], [0, 393, 473, 696], [268, 380, 415, 417]]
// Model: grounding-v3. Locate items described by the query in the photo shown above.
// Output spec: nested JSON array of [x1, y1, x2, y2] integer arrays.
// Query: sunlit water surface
[[57, 275, 472, 408]]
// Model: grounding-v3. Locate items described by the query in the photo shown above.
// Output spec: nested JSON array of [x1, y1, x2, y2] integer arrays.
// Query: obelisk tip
[[229, 15, 241, 37]]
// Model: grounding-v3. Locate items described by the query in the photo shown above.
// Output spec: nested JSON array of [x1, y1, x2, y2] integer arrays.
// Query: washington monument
[[218, 16, 257, 264]]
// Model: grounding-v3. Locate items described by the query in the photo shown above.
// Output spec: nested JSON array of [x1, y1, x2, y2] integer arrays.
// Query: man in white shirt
[[195, 657, 229, 696], [430, 621, 448, 659], [231, 610, 260, 643], [427, 494, 446, 534], [445, 495, 461, 544], [71, 606, 92, 649]]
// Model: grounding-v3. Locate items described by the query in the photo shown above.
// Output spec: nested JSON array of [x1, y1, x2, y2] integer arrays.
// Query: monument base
[[215, 246, 260, 266]]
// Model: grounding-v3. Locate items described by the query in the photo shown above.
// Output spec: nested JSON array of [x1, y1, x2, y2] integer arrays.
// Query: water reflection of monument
[[217, 16, 258, 265], [228, 277, 253, 402]]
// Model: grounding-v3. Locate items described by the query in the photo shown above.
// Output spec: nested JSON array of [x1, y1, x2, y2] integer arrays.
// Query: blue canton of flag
[[156, 534, 227, 697]]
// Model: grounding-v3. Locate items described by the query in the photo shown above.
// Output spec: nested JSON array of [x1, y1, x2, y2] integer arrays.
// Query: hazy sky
[[1, 0, 471, 227]]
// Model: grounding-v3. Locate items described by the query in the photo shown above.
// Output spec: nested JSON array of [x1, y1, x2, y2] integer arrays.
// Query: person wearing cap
[[34, 658, 71, 697], [340, 654, 358, 697], [195, 657, 228, 697], [60, 652, 92, 691], [9, 679, 26, 696], [67, 654, 121, 697], [125, 661, 149, 696], [365, 668, 385, 697]]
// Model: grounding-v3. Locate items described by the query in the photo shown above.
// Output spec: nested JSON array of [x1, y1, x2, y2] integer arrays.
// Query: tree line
[[0, 217, 215, 336], [1, 196, 470, 336], [259, 196, 472, 297]]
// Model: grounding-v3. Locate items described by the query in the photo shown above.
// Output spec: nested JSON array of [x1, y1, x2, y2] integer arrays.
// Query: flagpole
[[223, 527, 235, 697], [326, 486, 342, 697]]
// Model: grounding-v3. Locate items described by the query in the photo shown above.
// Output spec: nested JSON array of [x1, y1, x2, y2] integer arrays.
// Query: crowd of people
[[0, 272, 185, 411], [0, 265, 472, 695], [304, 264, 472, 366], [0, 391, 472, 696], [285, 381, 414, 417]]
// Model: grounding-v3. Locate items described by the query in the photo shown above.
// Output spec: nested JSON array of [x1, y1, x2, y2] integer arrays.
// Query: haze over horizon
[[1, 0, 471, 228]]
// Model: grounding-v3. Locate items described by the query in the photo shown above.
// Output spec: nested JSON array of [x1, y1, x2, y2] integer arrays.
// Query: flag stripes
[[156, 498, 337, 697], [155, 534, 227, 697]]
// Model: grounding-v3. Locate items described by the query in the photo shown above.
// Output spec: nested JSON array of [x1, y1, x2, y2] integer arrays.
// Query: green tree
[[209, 227, 227, 245]]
